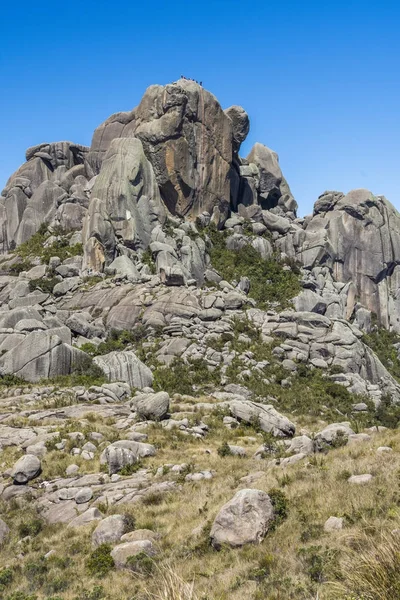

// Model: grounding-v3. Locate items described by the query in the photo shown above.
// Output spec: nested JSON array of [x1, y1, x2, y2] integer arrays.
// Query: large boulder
[[246, 143, 297, 215], [111, 540, 157, 569], [0, 331, 90, 382], [210, 489, 275, 548], [0, 141, 89, 251], [133, 391, 170, 421], [92, 515, 129, 547], [285, 190, 400, 330], [229, 400, 295, 437], [93, 350, 153, 389]]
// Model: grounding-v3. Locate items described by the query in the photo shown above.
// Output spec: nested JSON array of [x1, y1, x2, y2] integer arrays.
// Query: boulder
[[111, 539, 157, 569], [210, 489, 275, 548], [0, 518, 10, 545], [92, 515, 129, 547], [94, 350, 153, 389], [11, 454, 41, 484], [229, 400, 295, 437], [133, 391, 170, 421], [0, 331, 89, 382]]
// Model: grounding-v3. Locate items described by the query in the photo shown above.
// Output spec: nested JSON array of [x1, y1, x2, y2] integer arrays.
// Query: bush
[[363, 327, 400, 382], [86, 544, 114, 577], [18, 517, 43, 538], [126, 551, 155, 575], [268, 488, 289, 529], [28, 277, 60, 294], [205, 225, 301, 310], [217, 441, 233, 457], [153, 358, 220, 396], [119, 461, 143, 476], [0, 568, 13, 589], [81, 327, 149, 357], [141, 248, 156, 274]]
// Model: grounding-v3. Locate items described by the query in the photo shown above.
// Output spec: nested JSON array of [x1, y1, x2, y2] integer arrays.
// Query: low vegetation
[[204, 225, 301, 310], [10, 223, 83, 267]]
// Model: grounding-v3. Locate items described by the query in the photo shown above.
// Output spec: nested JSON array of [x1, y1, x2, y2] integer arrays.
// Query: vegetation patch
[[204, 224, 301, 310]]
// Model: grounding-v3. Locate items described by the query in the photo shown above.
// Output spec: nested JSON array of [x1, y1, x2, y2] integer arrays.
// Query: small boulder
[[210, 489, 275, 548], [92, 515, 129, 547], [111, 540, 157, 569], [134, 392, 170, 421], [324, 516, 343, 532], [11, 454, 41, 484], [75, 487, 93, 504], [348, 474, 373, 485]]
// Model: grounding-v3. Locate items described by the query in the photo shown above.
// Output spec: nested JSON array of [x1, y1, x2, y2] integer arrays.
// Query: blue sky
[[0, 0, 399, 216]]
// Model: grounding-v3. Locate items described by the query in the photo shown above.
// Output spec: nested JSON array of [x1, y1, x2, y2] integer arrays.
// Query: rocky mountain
[[1, 80, 400, 600]]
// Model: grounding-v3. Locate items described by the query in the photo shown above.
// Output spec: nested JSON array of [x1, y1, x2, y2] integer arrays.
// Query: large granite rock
[[87, 80, 238, 225], [210, 489, 275, 548], [0, 142, 89, 251], [245, 143, 297, 215], [282, 190, 400, 330], [82, 137, 166, 272], [93, 350, 153, 389], [229, 400, 295, 437], [0, 331, 90, 382]]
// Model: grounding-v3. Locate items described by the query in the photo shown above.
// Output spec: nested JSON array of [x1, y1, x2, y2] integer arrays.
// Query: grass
[[204, 225, 301, 310], [3, 403, 400, 599]]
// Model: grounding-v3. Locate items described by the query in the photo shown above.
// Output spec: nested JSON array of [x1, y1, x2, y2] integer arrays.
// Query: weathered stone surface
[[88, 80, 235, 225], [0, 331, 89, 382], [210, 489, 275, 548], [133, 391, 170, 421], [0, 141, 88, 251], [83, 137, 166, 272], [92, 515, 129, 547], [11, 454, 41, 484], [68, 507, 103, 527], [229, 400, 295, 437], [0, 518, 10, 545], [111, 539, 157, 569], [94, 350, 153, 389], [246, 143, 297, 214]]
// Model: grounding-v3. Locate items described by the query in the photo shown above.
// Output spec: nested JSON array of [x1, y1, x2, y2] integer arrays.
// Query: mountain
[[1, 80, 400, 600]]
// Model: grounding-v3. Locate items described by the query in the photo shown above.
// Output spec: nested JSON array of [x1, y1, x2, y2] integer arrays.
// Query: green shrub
[[6, 594, 37, 600], [205, 225, 301, 310], [217, 441, 233, 457], [141, 248, 156, 274], [0, 568, 13, 589], [363, 328, 400, 382], [119, 461, 143, 476], [0, 374, 27, 387], [153, 358, 220, 396], [268, 488, 289, 529], [81, 327, 149, 357], [86, 544, 114, 577], [18, 517, 43, 538], [28, 277, 60, 294], [125, 551, 155, 575], [9, 258, 34, 274]]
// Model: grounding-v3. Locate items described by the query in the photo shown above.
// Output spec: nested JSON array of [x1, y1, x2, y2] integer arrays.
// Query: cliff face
[[1, 80, 400, 396]]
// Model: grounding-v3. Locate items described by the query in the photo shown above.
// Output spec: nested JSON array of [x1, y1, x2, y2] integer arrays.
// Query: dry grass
[[2, 404, 400, 600]]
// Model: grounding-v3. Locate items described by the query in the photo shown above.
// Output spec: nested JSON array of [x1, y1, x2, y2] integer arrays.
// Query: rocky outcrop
[[279, 190, 400, 330], [0, 331, 89, 383], [82, 137, 166, 272], [0, 142, 90, 251]]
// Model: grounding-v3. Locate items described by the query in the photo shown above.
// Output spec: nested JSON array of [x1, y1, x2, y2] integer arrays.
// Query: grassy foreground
[[1, 396, 400, 600]]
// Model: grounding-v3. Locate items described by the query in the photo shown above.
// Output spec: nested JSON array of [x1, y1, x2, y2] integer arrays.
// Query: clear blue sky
[[1, 0, 399, 216]]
